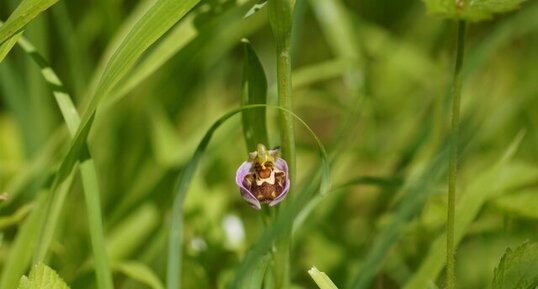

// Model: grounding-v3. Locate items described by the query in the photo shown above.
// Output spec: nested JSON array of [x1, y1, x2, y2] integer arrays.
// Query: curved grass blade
[[0, 0, 58, 46], [105, 2, 264, 109], [14, 36, 113, 289], [84, 0, 200, 116], [241, 39, 269, 149], [47, 0, 201, 202], [105, 14, 197, 106], [84, 0, 158, 101], [167, 104, 330, 289]]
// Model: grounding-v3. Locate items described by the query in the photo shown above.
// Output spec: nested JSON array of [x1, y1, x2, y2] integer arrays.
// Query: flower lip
[[268, 158, 290, 207], [235, 161, 262, 209], [235, 145, 290, 209]]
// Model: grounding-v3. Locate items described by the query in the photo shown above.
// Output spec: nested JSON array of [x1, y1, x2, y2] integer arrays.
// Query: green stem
[[276, 39, 296, 183], [447, 20, 466, 289], [268, 0, 295, 288]]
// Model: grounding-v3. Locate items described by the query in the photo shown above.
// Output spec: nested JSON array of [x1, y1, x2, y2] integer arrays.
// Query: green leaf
[[241, 39, 269, 150], [493, 190, 538, 219], [17, 263, 70, 289], [87, 0, 201, 113], [14, 34, 114, 289], [106, 14, 198, 106], [0, 0, 58, 46], [492, 242, 538, 289], [49, 0, 201, 207], [422, 0, 528, 22], [0, 30, 21, 63], [309, 266, 339, 289]]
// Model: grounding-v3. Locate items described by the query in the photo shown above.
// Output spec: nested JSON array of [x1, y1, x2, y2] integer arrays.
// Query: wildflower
[[235, 144, 290, 209]]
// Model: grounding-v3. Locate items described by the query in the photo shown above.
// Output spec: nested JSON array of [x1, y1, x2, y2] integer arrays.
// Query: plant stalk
[[268, 0, 295, 288], [447, 19, 466, 289]]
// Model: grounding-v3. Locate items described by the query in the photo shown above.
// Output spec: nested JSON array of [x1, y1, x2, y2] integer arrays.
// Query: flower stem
[[269, 1, 296, 183], [268, 0, 295, 288], [447, 19, 466, 289]]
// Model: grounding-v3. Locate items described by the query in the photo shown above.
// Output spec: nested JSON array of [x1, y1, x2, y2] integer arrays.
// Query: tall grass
[[1, 0, 538, 289]]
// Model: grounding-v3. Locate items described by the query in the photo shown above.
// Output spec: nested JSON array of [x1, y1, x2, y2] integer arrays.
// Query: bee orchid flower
[[235, 144, 290, 209]]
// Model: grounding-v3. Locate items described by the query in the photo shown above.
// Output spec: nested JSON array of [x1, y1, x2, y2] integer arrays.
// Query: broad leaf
[[17, 263, 70, 289], [492, 242, 538, 289]]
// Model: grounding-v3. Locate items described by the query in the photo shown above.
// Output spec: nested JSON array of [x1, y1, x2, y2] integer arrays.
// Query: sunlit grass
[[1, 0, 538, 288]]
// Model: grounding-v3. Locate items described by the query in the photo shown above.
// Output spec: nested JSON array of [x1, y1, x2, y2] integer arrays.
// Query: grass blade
[[85, 0, 200, 113], [309, 266, 339, 289], [0, 0, 58, 47], [241, 39, 269, 149], [15, 35, 114, 289], [46, 0, 201, 207]]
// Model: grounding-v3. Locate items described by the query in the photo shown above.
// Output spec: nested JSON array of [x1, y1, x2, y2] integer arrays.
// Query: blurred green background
[[1, 0, 538, 288]]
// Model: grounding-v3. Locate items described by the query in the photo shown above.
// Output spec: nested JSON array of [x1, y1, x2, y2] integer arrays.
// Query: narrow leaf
[[0, 30, 20, 62], [14, 35, 114, 289], [50, 0, 201, 201], [241, 39, 269, 150], [88, 0, 201, 113], [0, 0, 57, 46]]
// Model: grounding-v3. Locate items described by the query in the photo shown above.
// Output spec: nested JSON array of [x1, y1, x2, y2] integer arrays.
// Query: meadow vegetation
[[1, 0, 538, 288]]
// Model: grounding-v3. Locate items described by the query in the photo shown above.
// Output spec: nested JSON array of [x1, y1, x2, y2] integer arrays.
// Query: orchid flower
[[235, 144, 290, 209]]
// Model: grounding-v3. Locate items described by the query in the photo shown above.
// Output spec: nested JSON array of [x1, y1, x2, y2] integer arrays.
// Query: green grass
[[1, 0, 538, 289]]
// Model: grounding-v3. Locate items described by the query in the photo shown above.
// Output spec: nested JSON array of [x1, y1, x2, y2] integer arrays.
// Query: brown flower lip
[[235, 145, 290, 209]]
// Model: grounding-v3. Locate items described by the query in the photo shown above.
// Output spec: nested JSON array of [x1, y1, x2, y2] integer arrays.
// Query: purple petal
[[269, 158, 290, 207], [235, 161, 261, 210]]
